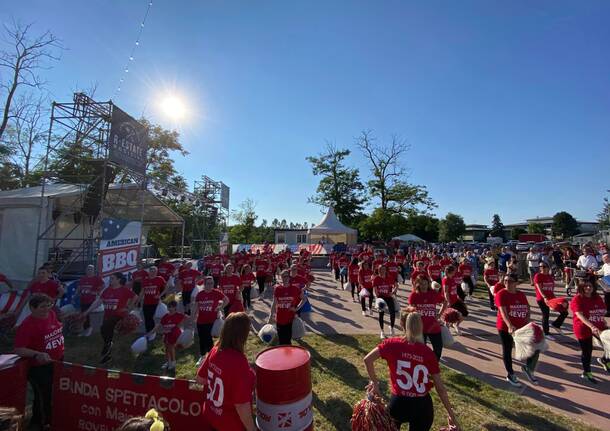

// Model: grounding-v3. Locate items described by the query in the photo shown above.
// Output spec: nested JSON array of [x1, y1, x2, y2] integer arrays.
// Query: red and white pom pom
[[513, 322, 547, 361], [351, 389, 397, 431], [442, 308, 462, 325]]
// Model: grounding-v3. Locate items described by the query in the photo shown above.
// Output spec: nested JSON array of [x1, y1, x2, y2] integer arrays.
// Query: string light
[[113, 1, 153, 98]]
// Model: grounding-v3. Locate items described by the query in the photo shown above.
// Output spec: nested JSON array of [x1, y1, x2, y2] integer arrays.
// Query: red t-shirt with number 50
[[197, 346, 255, 431], [378, 338, 440, 397]]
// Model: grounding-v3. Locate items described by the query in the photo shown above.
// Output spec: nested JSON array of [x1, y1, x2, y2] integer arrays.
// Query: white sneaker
[[362, 311, 367, 317], [380, 331, 386, 339]]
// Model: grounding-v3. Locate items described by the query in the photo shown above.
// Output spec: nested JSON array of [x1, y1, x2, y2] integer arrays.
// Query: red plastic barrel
[[255, 346, 313, 431]]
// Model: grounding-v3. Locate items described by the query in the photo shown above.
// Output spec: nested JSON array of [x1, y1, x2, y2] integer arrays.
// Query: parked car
[[516, 242, 530, 251]]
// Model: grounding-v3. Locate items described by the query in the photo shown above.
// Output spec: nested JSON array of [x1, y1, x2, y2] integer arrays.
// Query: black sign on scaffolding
[[108, 106, 148, 174]]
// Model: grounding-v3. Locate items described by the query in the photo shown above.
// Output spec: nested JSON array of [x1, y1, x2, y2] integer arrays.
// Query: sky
[[2, 1, 609, 226]]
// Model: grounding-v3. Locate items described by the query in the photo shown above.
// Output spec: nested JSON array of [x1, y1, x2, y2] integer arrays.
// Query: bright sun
[[160, 95, 187, 121]]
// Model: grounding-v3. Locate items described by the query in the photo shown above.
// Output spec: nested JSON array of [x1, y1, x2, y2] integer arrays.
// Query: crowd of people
[[2, 240, 609, 431]]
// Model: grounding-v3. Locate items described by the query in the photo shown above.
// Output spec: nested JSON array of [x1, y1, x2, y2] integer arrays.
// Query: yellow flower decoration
[[144, 409, 165, 431]]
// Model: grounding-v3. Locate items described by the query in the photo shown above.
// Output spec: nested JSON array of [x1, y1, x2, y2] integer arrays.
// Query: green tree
[[357, 208, 409, 242], [357, 130, 435, 216], [404, 214, 439, 242], [229, 198, 258, 243], [438, 213, 466, 242], [552, 211, 579, 239], [307, 143, 367, 226], [511, 227, 526, 240], [528, 223, 546, 234], [597, 195, 610, 230], [489, 214, 505, 240]]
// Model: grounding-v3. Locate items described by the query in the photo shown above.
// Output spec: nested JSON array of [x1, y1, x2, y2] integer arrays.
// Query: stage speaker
[[82, 161, 116, 218]]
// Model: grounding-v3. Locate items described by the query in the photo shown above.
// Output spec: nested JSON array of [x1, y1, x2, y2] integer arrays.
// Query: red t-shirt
[[358, 268, 374, 289], [495, 289, 529, 331], [395, 255, 406, 264], [289, 275, 308, 290], [195, 289, 226, 324], [273, 284, 301, 325], [385, 261, 399, 282], [240, 272, 256, 289], [484, 269, 499, 286], [440, 258, 453, 268], [14, 310, 64, 364], [348, 264, 360, 283], [178, 269, 201, 292], [339, 257, 349, 267], [378, 338, 440, 397], [209, 263, 224, 277], [197, 346, 255, 431], [78, 276, 104, 304], [160, 312, 185, 344], [458, 263, 472, 277], [410, 270, 429, 285], [218, 275, 241, 303], [142, 276, 166, 305], [570, 294, 607, 340], [157, 262, 176, 281], [101, 287, 136, 318], [533, 273, 555, 301], [452, 271, 463, 287], [28, 279, 61, 300], [442, 276, 459, 305], [254, 260, 268, 276], [492, 282, 506, 296], [408, 291, 444, 334], [427, 264, 442, 280], [372, 259, 384, 271], [131, 269, 148, 283], [373, 275, 394, 298]]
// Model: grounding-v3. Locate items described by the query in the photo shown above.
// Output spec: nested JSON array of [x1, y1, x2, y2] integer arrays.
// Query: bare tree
[[5, 93, 47, 182], [357, 130, 435, 215], [357, 130, 410, 210], [0, 21, 62, 142]]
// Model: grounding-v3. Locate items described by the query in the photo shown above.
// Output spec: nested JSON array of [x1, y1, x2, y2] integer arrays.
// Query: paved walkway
[[247, 269, 610, 430]]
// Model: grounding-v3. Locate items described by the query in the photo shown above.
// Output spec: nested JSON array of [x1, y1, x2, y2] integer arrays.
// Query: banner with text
[[98, 218, 142, 278], [52, 362, 203, 431], [108, 106, 147, 174]]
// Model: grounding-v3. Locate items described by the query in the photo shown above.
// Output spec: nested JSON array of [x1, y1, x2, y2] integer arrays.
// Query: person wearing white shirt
[[577, 249, 598, 271], [526, 248, 541, 286], [595, 253, 610, 316]]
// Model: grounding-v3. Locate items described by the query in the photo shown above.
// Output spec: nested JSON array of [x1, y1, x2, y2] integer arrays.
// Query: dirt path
[[247, 269, 610, 430]]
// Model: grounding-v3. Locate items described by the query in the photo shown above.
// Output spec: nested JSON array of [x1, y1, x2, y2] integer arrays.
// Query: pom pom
[[431, 281, 441, 291], [211, 317, 224, 337], [441, 325, 455, 347], [442, 308, 462, 325], [351, 391, 397, 431], [154, 303, 168, 320], [177, 329, 194, 349], [375, 298, 387, 311], [513, 322, 547, 361], [116, 311, 141, 335], [292, 317, 306, 339], [131, 336, 148, 354], [546, 297, 569, 312], [359, 288, 370, 298]]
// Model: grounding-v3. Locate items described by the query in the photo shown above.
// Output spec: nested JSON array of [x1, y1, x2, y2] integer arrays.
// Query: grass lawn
[[1, 330, 600, 431]]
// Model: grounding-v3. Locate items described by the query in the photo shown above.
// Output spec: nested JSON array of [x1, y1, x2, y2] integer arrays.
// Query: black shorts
[[450, 299, 468, 318], [388, 394, 434, 430]]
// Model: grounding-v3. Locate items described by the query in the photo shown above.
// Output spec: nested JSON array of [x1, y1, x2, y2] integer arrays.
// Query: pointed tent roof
[[308, 207, 357, 235], [392, 233, 425, 242]]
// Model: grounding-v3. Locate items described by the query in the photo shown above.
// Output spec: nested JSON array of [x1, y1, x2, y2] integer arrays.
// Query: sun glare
[[160, 95, 187, 121]]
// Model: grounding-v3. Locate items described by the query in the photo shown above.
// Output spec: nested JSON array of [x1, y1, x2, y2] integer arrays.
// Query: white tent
[[392, 233, 425, 242], [0, 183, 183, 286], [307, 207, 358, 245]]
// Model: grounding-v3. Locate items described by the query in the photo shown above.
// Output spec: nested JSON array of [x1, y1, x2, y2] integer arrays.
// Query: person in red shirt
[[208, 257, 224, 287], [496, 273, 539, 386], [254, 257, 269, 295], [570, 276, 609, 383], [407, 275, 447, 359], [484, 261, 500, 311], [359, 261, 374, 316], [441, 265, 468, 333], [130, 262, 149, 296], [534, 262, 568, 339], [395, 250, 407, 283], [373, 265, 397, 339], [410, 261, 430, 287], [338, 253, 349, 285], [385, 256, 400, 285], [268, 270, 305, 345], [77, 264, 105, 336], [427, 257, 442, 285], [196, 312, 256, 431], [363, 312, 460, 431], [458, 258, 474, 298], [177, 261, 201, 314], [218, 263, 243, 316], [140, 266, 168, 339], [348, 257, 360, 302], [439, 254, 453, 270], [15, 293, 64, 429], [156, 256, 176, 283], [240, 264, 256, 311], [149, 300, 185, 372], [84, 272, 137, 364], [191, 276, 228, 364], [26, 267, 64, 302]]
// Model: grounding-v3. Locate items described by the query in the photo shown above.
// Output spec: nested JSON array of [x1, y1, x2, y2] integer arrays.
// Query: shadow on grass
[[312, 392, 352, 431]]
